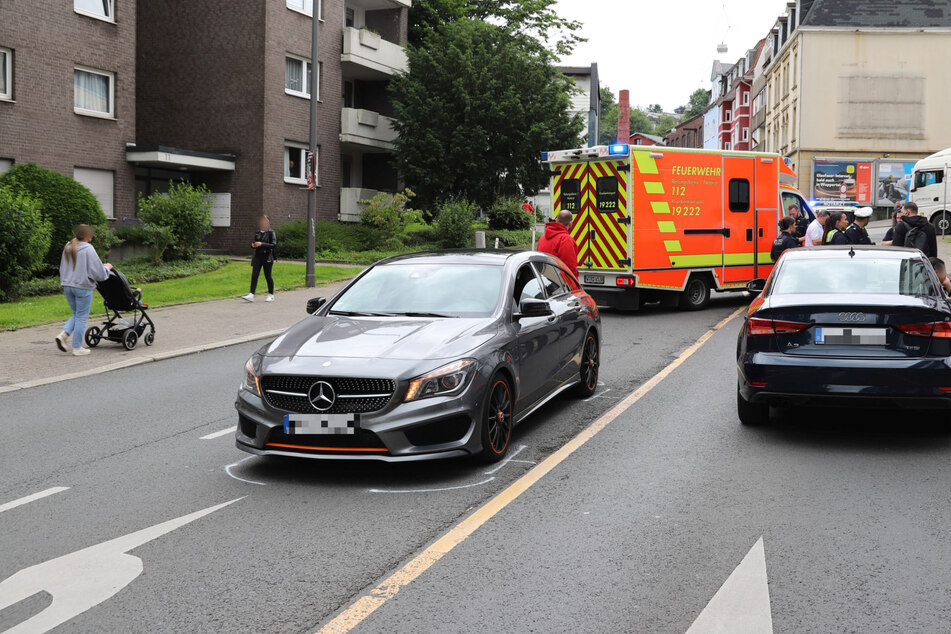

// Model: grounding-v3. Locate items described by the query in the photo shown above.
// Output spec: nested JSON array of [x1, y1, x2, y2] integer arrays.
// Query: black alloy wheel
[[574, 333, 600, 398], [480, 375, 513, 462], [84, 326, 101, 348], [679, 276, 711, 311]]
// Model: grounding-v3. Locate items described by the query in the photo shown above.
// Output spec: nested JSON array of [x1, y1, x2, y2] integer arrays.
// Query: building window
[[724, 142, 732, 151], [346, 7, 355, 27], [742, 128, 749, 142], [724, 110, 732, 123], [284, 142, 317, 185], [742, 91, 749, 106], [75, 0, 114, 21], [285, 55, 312, 98], [0, 48, 10, 100], [74, 66, 114, 117], [73, 167, 114, 218], [0, 159, 12, 175], [287, 0, 322, 19]]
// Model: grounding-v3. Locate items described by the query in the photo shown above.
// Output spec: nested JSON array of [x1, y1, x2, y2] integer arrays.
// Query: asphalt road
[[0, 294, 743, 633]]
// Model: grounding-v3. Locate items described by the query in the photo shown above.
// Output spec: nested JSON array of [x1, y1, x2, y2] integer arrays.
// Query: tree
[[391, 19, 582, 210], [654, 114, 680, 138], [648, 104, 663, 114], [684, 88, 711, 119]]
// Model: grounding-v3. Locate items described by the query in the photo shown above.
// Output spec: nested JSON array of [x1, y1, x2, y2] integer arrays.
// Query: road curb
[[0, 329, 286, 395]]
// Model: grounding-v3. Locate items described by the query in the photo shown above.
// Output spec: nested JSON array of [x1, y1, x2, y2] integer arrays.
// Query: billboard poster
[[876, 160, 914, 206], [812, 159, 874, 204]]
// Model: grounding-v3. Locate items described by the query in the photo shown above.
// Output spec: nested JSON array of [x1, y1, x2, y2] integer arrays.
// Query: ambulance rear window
[[729, 178, 750, 212], [561, 179, 581, 212]]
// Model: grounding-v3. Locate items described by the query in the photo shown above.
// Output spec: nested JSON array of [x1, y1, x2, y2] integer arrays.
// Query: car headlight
[[243, 355, 262, 396], [405, 359, 476, 402]]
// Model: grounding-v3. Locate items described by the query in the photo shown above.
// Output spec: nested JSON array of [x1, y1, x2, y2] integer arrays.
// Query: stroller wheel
[[144, 331, 155, 346], [122, 329, 138, 351], [84, 326, 101, 348]]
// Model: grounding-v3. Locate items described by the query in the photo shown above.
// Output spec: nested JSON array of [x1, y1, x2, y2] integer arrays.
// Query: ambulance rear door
[[574, 157, 631, 276]]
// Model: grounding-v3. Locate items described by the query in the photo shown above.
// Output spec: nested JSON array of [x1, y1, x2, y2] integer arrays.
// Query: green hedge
[[276, 221, 383, 259], [0, 187, 52, 301]]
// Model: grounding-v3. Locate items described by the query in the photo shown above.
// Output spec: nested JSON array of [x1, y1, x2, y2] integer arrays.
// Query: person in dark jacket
[[845, 207, 874, 245], [882, 208, 901, 245], [892, 202, 938, 257], [771, 217, 802, 261], [787, 204, 809, 240], [823, 211, 850, 245], [241, 215, 278, 302], [537, 210, 579, 279]]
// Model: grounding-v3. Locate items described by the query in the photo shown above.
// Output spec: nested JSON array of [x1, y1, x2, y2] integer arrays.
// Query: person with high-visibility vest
[[824, 211, 850, 245], [537, 210, 579, 279]]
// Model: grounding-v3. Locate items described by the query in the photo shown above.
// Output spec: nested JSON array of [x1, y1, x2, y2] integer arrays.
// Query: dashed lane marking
[[316, 304, 748, 633], [200, 426, 236, 440], [0, 487, 70, 515]]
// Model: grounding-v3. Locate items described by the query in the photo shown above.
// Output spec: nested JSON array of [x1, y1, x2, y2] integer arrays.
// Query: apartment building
[[136, 0, 410, 251], [664, 112, 704, 149], [703, 42, 762, 152], [0, 0, 137, 219], [761, 0, 951, 207]]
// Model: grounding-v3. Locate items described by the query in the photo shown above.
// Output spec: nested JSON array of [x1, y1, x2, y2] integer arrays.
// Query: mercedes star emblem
[[308, 380, 336, 412]]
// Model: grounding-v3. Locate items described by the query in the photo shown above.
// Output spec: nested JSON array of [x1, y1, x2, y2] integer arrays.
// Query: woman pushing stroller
[[240, 215, 277, 303], [56, 224, 113, 356]]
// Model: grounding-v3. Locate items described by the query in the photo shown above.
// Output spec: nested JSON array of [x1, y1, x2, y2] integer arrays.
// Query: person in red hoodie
[[537, 210, 579, 279]]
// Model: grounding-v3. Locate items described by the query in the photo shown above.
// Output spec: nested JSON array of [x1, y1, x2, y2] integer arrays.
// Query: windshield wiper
[[329, 310, 388, 317], [377, 311, 455, 318]]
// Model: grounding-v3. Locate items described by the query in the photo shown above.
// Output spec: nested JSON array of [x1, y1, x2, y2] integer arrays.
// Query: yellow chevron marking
[[664, 240, 683, 253], [644, 181, 665, 195], [633, 152, 658, 175], [657, 221, 676, 234], [651, 201, 671, 215]]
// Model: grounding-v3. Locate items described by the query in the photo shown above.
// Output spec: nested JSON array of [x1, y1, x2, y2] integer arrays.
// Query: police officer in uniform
[[845, 207, 874, 245], [787, 204, 810, 241], [824, 211, 851, 245]]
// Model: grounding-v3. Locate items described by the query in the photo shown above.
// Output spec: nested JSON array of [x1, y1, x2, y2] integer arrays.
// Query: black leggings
[[250, 258, 274, 294]]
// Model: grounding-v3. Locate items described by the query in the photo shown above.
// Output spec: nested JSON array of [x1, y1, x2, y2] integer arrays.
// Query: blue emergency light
[[608, 144, 629, 156], [540, 152, 549, 161]]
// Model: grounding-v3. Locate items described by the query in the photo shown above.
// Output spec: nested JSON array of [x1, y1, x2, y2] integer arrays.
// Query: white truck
[[910, 147, 951, 233]]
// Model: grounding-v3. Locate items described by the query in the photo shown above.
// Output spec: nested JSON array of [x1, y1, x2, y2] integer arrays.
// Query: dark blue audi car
[[737, 246, 951, 425]]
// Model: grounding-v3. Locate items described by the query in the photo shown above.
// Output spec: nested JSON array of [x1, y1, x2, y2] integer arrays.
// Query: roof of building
[[630, 132, 665, 144], [802, 0, 951, 28]]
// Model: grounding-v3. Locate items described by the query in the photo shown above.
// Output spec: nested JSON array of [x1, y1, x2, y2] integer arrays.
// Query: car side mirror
[[746, 279, 767, 294], [516, 298, 553, 319], [306, 297, 326, 314]]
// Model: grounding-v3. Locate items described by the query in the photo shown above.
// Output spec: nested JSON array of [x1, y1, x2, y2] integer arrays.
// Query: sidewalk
[[0, 278, 355, 393]]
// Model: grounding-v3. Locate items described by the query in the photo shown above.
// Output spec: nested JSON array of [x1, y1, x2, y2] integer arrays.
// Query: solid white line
[[0, 487, 70, 514], [368, 477, 495, 494], [224, 456, 266, 486], [200, 426, 236, 440], [483, 444, 527, 475]]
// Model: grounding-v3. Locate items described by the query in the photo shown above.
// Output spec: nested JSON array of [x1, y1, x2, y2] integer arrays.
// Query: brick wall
[[0, 0, 136, 219]]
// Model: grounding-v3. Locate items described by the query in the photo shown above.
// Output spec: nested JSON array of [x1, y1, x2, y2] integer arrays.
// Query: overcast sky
[[553, 0, 792, 111]]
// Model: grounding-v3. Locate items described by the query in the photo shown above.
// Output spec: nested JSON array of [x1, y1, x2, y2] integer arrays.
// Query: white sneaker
[[240, 293, 254, 302], [55, 331, 70, 353], [265, 294, 274, 302], [72, 347, 91, 356]]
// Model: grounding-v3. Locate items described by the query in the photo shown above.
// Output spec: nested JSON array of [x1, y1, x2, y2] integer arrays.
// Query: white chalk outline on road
[[368, 477, 495, 494], [0, 498, 242, 634], [317, 304, 748, 634], [0, 487, 70, 515], [224, 456, 266, 486], [483, 444, 528, 475], [685, 537, 773, 634], [200, 426, 236, 440]]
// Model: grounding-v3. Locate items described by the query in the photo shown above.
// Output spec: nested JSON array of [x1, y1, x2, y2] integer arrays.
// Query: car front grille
[[260, 376, 396, 414]]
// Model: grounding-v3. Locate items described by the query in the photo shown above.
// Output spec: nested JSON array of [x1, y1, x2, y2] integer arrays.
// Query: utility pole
[[305, 1, 320, 287]]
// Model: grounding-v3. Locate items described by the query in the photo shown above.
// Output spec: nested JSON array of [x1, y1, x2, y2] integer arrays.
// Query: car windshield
[[330, 263, 503, 317], [771, 258, 936, 296]]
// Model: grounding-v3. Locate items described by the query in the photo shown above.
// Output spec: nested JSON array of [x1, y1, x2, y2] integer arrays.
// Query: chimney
[[618, 89, 630, 144]]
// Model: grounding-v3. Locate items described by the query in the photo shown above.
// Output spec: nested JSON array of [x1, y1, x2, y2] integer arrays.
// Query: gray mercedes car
[[235, 250, 601, 462]]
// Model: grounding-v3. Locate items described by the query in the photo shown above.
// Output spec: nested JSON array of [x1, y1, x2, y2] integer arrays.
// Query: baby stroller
[[85, 268, 156, 350]]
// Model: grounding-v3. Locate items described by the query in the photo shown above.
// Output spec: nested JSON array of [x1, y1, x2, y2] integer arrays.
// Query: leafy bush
[[0, 163, 107, 267], [276, 221, 381, 259], [137, 181, 213, 261], [360, 189, 423, 248], [487, 196, 532, 231], [403, 225, 437, 246], [0, 187, 52, 301], [486, 229, 533, 248], [17, 276, 62, 298], [90, 224, 122, 261], [435, 199, 476, 248]]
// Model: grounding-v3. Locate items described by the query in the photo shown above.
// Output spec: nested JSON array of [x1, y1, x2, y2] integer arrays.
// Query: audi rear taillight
[[895, 321, 951, 338], [747, 317, 810, 336]]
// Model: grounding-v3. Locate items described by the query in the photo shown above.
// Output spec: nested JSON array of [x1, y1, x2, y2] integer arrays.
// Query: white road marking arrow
[[686, 536, 773, 634], [0, 498, 242, 634]]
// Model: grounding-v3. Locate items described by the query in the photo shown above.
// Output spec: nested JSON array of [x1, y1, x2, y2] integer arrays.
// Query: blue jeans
[[64, 286, 94, 349]]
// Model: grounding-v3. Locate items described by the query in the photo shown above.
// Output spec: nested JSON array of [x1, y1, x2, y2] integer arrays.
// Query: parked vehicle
[[910, 147, 951, 232], [541, 144, 812, 311], [737, 246, 951, 425], [235, 251, 601, 462]]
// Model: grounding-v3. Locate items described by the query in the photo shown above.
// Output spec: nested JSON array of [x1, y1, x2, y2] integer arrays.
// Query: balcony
[[339, 187, 381, 223], [340, 108, 398, 151], [341, 27, 408, 79], [346, 0, 410, 9]]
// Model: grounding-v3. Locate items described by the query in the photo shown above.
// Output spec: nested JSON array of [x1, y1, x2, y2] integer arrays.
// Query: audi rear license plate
[[283, 413, 358, 435], [584, 274, 605, 285], [814, 327, 887, 345]]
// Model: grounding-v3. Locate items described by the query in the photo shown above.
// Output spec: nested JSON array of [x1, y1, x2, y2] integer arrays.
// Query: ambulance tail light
[[615, 276, 636, 287], [747, 318, 810, 336]]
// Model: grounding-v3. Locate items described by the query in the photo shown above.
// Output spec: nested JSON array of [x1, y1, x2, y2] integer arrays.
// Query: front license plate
[[815, 327, 887, 345], [283, 413, 358, 435], [584, 274, 605, 285]]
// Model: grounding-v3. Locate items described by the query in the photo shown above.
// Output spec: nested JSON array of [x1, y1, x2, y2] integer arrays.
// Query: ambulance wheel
[[679, 275, 711, 311], [737, 387, 769, 426], [144, 330, 155, 346], [84, 326, 101, 348], [122, 329, 138, 351]]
